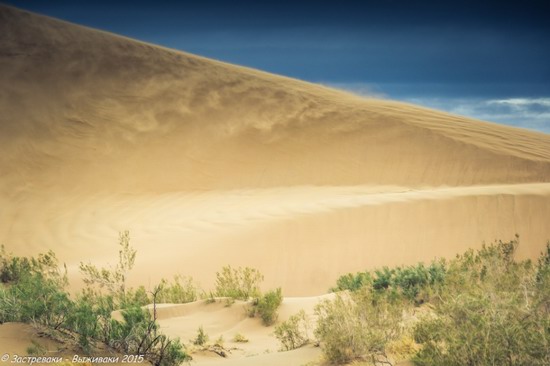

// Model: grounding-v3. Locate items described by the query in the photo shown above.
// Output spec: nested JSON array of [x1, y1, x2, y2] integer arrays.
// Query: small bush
[[26, 340, 48, 356], [214, 335, 224, 347], [193, 326, 209, 346], [274, 310, 310, 351], [255, 288, 283, 326], [214, 266, 263, 300], [330, 271, 372, 292], [126, 285, 151, 306], [0, 249, 71, 328], [233, 333, 249, 343], [156, 275, 199, 304], [315, 289, 404, 365], [79, 230, 136, 307]]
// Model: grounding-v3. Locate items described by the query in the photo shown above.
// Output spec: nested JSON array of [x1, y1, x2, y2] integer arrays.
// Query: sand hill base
[[1, 4, 550, 365]]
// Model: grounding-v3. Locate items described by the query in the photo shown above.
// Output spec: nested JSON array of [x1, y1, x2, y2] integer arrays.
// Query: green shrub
[[26, 340, 48, 356], [330, 271, 372, 292], [315, 289, 404, 364], [1, 233, 191, 366], [255, 288, 283, 326], [413, 237, 550, 365], [156, 275, 199, 304], [79, 230, 136, 307], [193, 326, 209, 346], [232, 333, 249, 343], [0, 249, 71, 328], [274, 310, 310, 351], [214, 266, 263, 300], [126, 285, 151, 306]]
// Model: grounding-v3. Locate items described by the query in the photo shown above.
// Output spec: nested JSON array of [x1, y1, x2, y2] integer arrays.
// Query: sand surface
[[1, 4, 550, 365]]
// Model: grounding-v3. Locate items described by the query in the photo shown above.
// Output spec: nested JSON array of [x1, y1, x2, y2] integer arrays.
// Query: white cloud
[[487, 98, 550, 107], [322, 82, 550, 134], [400, 97, 550, 134]]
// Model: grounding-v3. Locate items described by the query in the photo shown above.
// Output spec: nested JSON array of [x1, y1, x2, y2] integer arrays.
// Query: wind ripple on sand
[[1, 183, 550, 295]]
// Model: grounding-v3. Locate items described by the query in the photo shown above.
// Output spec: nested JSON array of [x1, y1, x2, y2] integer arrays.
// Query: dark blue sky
[[5, 0, 550, 132]]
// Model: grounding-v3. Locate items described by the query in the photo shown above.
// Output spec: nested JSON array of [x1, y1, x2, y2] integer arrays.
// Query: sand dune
[[2, 5, 550, 197], [1, 4, 550, 364], [148, 295, 331, 364]]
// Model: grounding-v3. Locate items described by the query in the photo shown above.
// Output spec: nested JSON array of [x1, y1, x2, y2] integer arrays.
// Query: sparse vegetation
[[274, 310, 310, 351], [332, 262, 446, 305], [156, 275, 200, 304], [214, 265, 263, 300], [325, 236, 550, 365], [0, 233, 191, 366], [232, 333, 249, 343], [4, 231, 548, 366], [26, 340, 48, 356], [315, 290, 404, 365], [79, 230, 136, 307], [193, 326, 209, 346], [254, 287, 283, 326], [412, 237, 550, 366]]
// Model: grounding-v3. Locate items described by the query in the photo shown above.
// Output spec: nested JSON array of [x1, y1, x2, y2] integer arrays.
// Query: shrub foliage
[[0, 234, 190, 366], [326, 236, 550, 365], [214, 265, 263, 300], [315, 290, 403, 365], [274, 309, 310, 351]]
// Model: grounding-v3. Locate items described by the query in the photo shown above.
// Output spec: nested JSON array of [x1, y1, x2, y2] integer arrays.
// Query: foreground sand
[[1, 4, 550, 365]]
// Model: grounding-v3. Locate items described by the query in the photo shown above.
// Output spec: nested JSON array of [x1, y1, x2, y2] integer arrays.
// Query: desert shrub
[[0, 249, 71, 328], [214, 335, 224, 347], [330, 271, 372, 292], [126, 285, 151, 306], [332, 261, 446, 305], [79, 230, 136, 306], [385, 334, 419, 362], [156, 275, 199, 304], [232, 333, 249, 343], [372, 267, 395, 291], [66, 295, 101, 352], [110, 304, 190, 366], [413, 237, 550, 365], [274, 310, 310, 351], [1, 233, 190, 366], [255, 288, 283, 326], [26, 340, 48, 356], [193, 326, 209, 346], [392, 262, 446, 304], [214, 265, 263, 300], [315, 289, 404, 365], [152, 337, 189, 366]]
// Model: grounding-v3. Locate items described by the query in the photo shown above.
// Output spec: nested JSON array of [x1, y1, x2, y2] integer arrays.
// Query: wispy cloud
[[321, 82, 388, 99], [408, 97, 550, 133], [329, 82, 550, 134]]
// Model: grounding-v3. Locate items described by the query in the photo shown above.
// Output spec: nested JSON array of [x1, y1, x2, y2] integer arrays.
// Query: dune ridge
[[2, 5, 550, 197]]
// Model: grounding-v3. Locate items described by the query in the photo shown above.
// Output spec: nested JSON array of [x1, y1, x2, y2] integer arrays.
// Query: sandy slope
[[1, 4, 550, 364], [148, 296, 331, 364]]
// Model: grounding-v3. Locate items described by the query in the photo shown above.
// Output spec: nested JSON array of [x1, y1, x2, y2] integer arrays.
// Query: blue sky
[[6, 0, 550, 133]]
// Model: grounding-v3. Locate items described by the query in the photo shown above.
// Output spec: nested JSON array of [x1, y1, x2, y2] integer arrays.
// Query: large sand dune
[[1, 5, 550, 362], [2, 4, 550, 294]]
